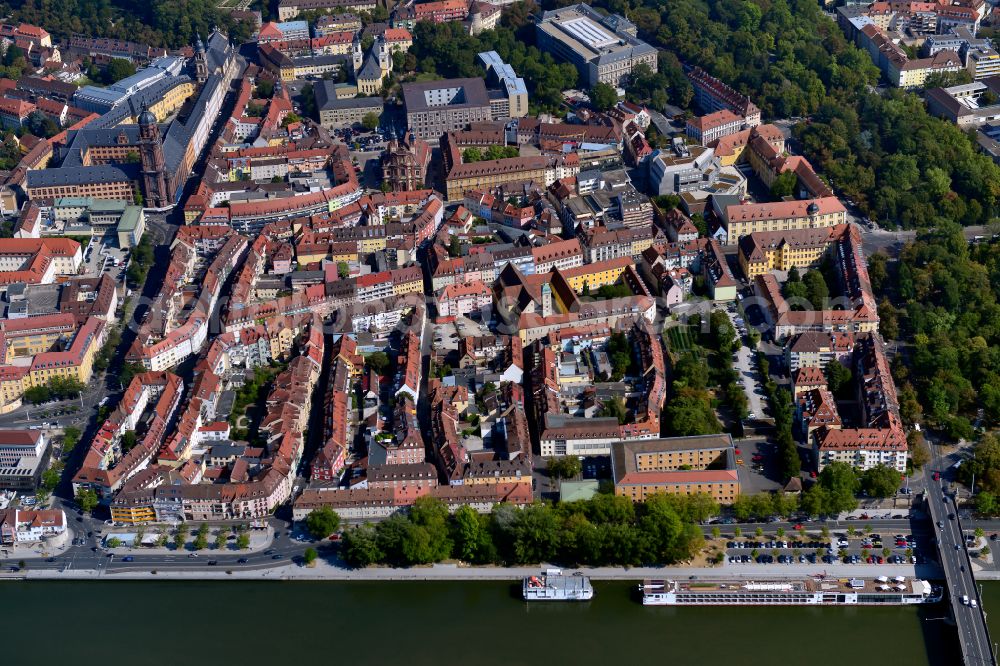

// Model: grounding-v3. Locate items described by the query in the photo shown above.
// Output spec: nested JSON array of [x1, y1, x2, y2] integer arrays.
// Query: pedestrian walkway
[[9, 559, 941, 582]]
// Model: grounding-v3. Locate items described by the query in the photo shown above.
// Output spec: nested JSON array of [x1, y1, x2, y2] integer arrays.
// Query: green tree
[[23, 386, 50, 404], [802, 270, 830, 307], [62, 426, 81, 454], [770, 170, 797, 199], [190, 523, 209, 550], [451, 504, 494, 563], [589, 82, 618, 111], [342, 523, 383, 567], [303, 547, 318, 565], [407, 496, 453, 563], [818, 462, 860, 514], [861, 464, 901, 498], [365, 351, 391, 375], [104, 58, 136, 84], [255, 79, 275, 98], [547, 456, 582, 480], [777, 429, 800, 482], [824, 360, 853, 397], [977, 491, 999, 516], [305, 506, 342, 540], [361, 112, 381, 131], [76, 487, 98, 514], [512, 502, 563, 564], [106, 537, 122, 548], [598, 396, 628, 424], [120, 430, 138, 452], [236, 533, 250, 549], [214, 531, 227, 551], [908, 430, 930, 469]]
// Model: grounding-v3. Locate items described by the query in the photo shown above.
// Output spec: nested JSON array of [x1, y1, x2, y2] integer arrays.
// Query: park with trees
[[340, 493, 712, 568]]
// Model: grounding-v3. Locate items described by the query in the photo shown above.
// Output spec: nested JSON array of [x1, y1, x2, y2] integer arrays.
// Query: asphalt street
[[928, 462, 996, 666], [1, 511, 315, 575]]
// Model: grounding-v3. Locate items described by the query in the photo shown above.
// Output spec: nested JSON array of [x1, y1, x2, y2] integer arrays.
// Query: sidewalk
[[6, 559, 944, 582]]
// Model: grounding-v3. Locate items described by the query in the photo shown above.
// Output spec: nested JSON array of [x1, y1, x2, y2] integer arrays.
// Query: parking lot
[[82, 240, 129, 280], [735, 439, 782, 494], [724, 529, 928, 566]]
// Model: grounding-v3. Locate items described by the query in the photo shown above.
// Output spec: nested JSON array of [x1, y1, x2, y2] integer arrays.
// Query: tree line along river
[[5, 579, 989, 664]]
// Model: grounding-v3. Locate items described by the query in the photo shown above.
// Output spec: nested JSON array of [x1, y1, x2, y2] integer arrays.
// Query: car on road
[[208, 560, 218, 566], [271, 554, 284, 560], [237, 557, 249, 564], [122, 556, 134, 562]]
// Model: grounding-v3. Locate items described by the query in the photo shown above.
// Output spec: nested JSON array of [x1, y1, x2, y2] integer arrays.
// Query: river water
[[3, 579, 981, 664]]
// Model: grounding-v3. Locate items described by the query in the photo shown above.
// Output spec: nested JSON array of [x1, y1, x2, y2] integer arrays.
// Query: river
[[3, 579, 984, 664]]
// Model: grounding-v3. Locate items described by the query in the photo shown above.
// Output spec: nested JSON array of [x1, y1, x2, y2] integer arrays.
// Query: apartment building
[[687, 66, 761, 127], [437, 280, 492, 317], [815, 426, 907, 473], [277, 0, 376, 21], [784, 331, 855, 372]]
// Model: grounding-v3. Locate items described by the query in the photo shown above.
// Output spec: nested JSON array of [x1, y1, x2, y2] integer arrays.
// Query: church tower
[[138, 106, 169, 208], [377, 36, 392, 76], [352, 36, 364, 75], [195, 35, 208, 84]]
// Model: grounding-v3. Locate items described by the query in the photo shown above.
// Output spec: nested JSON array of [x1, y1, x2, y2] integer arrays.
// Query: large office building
[[0, 429, 49, 490], [402, 78, 494, 140], [535, 4, 657, 88]]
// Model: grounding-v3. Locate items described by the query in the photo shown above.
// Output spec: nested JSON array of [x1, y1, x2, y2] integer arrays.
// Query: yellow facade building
[[557, 256, 633, 293], [718, 196, 847, 245], [737, 224, 848, 280], [611, 435, 741, 504]]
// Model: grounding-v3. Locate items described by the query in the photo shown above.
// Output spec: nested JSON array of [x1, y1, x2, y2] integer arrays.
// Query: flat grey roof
[[401, 77, 491, 113]]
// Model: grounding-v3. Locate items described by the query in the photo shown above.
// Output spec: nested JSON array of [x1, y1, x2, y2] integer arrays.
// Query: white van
[[971, 600, 979, 609], [962, 595, 970, 605]]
